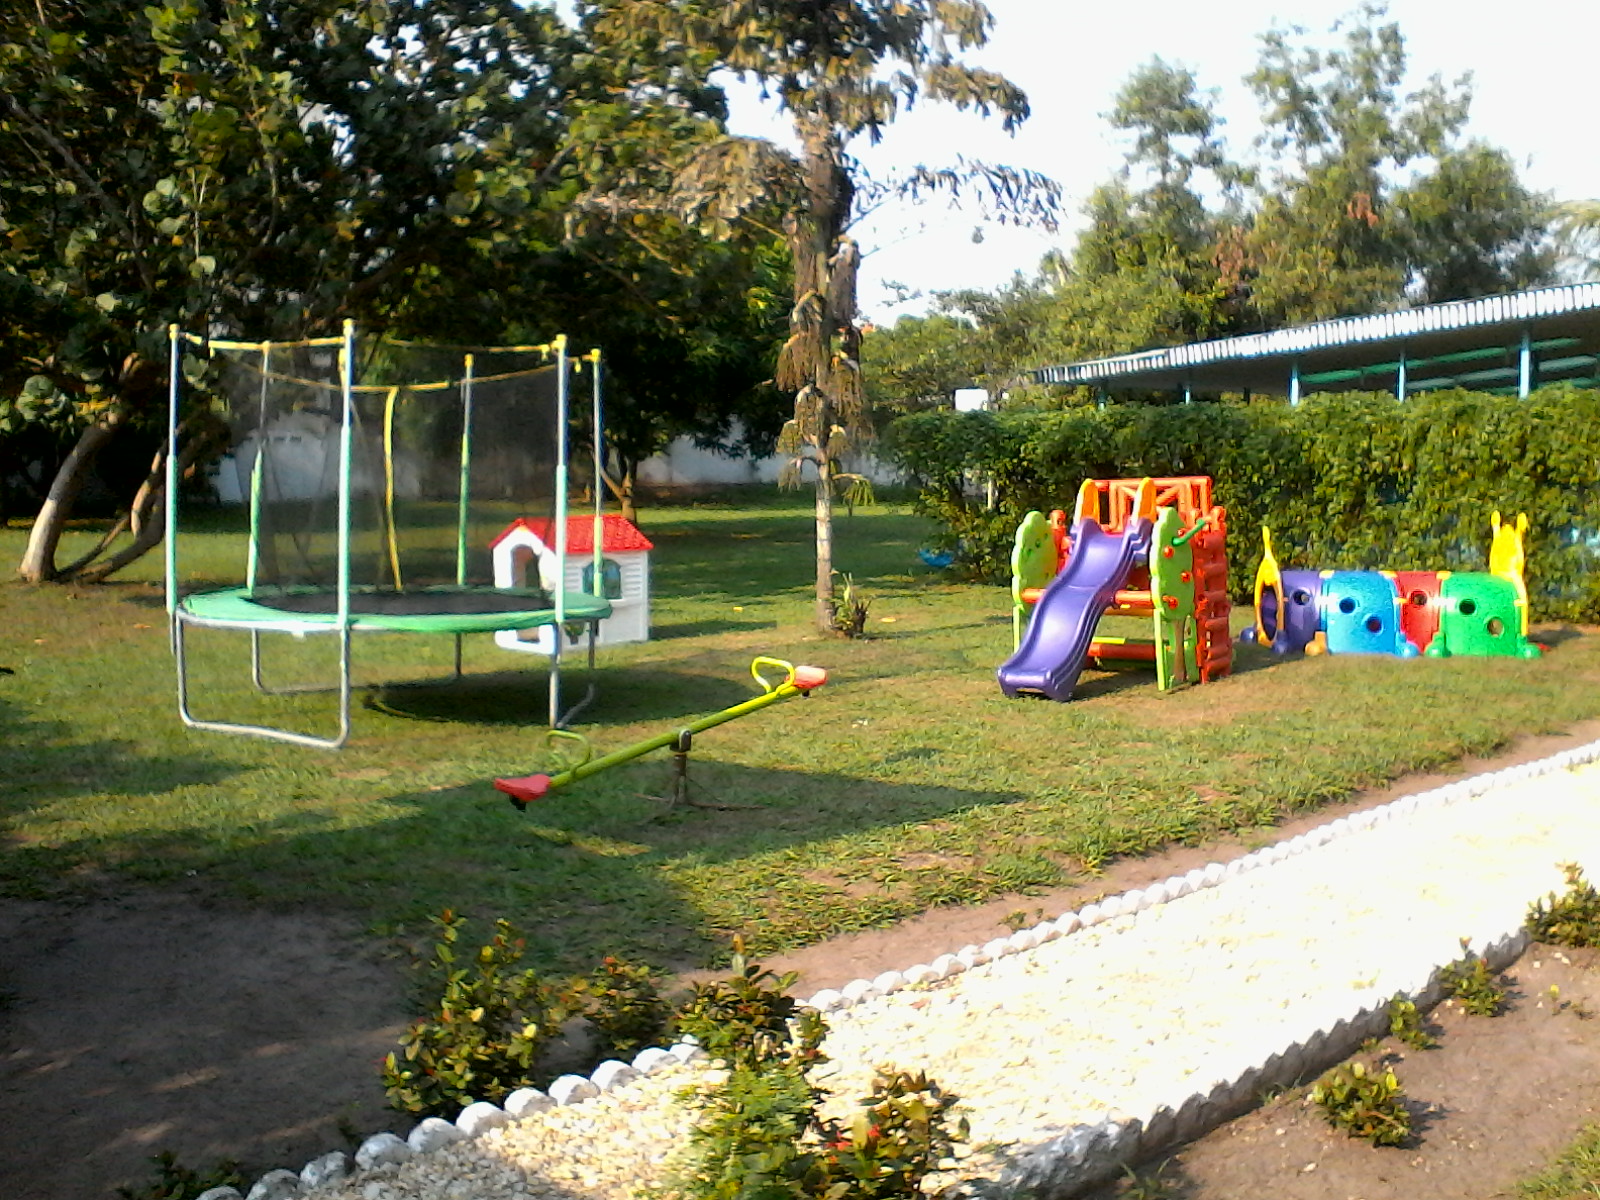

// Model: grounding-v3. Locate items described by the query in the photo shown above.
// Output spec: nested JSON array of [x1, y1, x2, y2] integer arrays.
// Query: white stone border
[[207, 738, 1600, 1200]]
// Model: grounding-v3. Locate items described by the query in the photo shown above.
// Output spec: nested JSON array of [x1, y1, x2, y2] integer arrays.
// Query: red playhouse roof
[[493, 514, 654, 553]]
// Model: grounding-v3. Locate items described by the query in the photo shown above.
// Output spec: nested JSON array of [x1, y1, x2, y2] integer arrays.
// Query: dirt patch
[[5, 720, 1600, 1199], [0, 890, 406, 1200], [1083, 947, 1600, 1200]]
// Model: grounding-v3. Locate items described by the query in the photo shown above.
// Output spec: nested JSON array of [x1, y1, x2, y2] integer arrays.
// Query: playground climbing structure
[[999, 476, 1233, 702]]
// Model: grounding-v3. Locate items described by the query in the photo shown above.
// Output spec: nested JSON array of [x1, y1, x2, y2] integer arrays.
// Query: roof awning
[[1032, 284, 1600, 397]]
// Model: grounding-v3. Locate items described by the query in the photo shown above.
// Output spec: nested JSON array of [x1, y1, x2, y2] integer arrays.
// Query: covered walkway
[[1033, 283, 1600, 402]]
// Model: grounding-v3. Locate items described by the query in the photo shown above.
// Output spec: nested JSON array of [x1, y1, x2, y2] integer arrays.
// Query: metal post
[[1289, 360, 1301, 407], [336, 320, 355, 727], [246, 345, 269, 593], [1183, 382, 1192, 404], [165, 325, 181, 650], [1396, 349, 1407, 401], [1519, 327, 1534, 398], [590, 350, 604, 600], [550, 334, 569, 727], [456, 353, 476, 588]]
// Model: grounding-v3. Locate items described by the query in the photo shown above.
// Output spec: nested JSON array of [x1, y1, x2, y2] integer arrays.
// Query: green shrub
[[671, 946, 965, 1200], [382, 910, 567, 1117], [578, 955, 675, 1061], [675, 940, 813, 1072], [1441, 941, 1507, 1017], [1386, 994, 1437, 1050], [829, 572, 873, 637], [815, 1069, 968, 1198], [1310, 1060, 1411, 1147], [883, 388, 1600, 617], [115, 1151, 245, 1200], [1527, 863, 1600, 947]]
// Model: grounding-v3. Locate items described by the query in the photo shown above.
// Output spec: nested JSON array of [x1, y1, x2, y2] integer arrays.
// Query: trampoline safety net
[[198, 335, 570, 605]]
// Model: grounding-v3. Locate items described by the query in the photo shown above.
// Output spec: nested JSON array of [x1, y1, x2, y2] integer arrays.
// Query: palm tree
[[582, 0, 1058, 631]]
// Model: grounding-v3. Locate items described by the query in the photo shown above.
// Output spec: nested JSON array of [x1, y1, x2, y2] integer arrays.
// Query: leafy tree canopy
[[948, 3, 1556, 385], [2, 0, 786, 576], [579, 0, 1060, 630]]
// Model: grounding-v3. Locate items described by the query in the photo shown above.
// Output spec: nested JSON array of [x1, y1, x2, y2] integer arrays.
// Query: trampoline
[[166, 322, 613, 748]]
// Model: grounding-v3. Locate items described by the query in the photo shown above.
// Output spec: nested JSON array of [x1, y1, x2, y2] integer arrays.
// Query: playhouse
[[998, 476, 1233, 701], [492, 514, 653, 655]]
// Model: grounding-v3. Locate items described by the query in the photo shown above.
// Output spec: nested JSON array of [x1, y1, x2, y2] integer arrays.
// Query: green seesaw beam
[[494, 657, 827, 809]]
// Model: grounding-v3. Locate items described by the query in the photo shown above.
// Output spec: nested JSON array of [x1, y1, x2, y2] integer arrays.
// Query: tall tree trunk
[[814, 445, 835, 633], [17, 416, 121, 583], [600, 455, 638, 524]]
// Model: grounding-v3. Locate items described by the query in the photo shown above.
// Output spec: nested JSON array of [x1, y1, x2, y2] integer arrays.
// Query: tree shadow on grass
[[1534, 623, 1586, 649], [651, 617, 773, 639], [369, 665, 763, 727], [0, 746, 1030, 978], [0, 696, 242, 896]]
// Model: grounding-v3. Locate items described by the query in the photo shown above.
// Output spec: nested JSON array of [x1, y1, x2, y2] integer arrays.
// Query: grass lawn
[[6, 490, 1600, 975], [1519, 1124, 1600, 1198]]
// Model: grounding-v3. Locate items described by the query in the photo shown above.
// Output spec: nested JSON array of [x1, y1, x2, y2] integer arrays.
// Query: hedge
[[881, 388, 1600, 622]]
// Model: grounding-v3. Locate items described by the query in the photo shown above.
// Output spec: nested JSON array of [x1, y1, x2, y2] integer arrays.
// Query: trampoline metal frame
[[166, 322, 610, 748], [174, 615, 600, 750], [175, 611, 355, 749]]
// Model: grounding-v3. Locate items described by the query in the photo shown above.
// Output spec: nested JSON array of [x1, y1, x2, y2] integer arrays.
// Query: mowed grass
[[6, 490, 1600, 974], [1519, 1124, 1600, 1198]]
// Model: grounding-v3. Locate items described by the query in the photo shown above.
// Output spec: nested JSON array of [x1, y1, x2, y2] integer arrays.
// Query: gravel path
[[302, 752, 1600, 1200]]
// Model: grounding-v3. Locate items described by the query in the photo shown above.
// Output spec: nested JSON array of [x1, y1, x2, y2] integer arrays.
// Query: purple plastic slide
[[997, 516, 1154, 701]]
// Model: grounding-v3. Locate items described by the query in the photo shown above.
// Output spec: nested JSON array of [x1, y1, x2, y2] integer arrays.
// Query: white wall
[[636, 436, 904, 488]]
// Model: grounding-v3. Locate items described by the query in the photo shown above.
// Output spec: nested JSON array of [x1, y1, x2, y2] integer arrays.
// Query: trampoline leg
[[175, 616, 353, 749], [548, 645, 560, 729], [554, 620, 600, 727], [248, 627, 346, 697]]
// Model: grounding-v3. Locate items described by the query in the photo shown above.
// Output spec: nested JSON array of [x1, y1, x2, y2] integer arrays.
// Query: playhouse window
[[582, 557, 624, 600]]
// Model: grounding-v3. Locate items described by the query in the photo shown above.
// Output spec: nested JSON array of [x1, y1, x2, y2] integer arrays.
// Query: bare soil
[[1082, 947, 1600, 1200], [5, 722, 1600, 1199]]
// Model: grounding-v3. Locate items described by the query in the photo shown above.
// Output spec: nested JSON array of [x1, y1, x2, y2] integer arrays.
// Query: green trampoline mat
[[178, 586, 611, 634]]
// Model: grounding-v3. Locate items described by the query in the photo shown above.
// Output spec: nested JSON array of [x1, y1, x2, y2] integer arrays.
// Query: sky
[[717, 0, 1600, 325]]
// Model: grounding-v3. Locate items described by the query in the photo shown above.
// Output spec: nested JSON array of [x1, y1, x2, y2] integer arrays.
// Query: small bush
[[115, 1151, 245, 1200], [382, 910, 566, 1117], [675, 939, 812, 1071], [1441, 941, 1507, 1017], [830, 572, 873, 637], [1386, 994, 1437, 1050], [578, 955, 675, 1061], [1310, 1060, 1410, 1147], [1527, 863, 1600, 947], [815, 1069, 968, 1198], [671, 945, 965, 1200]]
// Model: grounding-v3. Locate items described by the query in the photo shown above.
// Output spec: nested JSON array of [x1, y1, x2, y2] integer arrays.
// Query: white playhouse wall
[[491, 527, 650, 656]]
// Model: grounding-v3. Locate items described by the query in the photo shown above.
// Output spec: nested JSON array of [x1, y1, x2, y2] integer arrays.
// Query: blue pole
[[1519, 327, 1533, 398], [1396, 349, 1407, 400], [1289, 360, 1301, 407]]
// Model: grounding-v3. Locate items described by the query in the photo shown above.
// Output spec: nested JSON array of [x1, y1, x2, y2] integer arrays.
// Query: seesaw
[[494, 656, 828, 810]]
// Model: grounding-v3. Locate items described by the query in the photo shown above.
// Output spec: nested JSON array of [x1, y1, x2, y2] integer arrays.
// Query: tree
[[1397, 143, 1554, 304], [583, 0, 1059, 632], [1551, 199, 1600, 282], [1242, 3, 1552, 322], [3, 0, 785, 577], [4, 0, 597, 582], [861, 314, 981, 421]]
